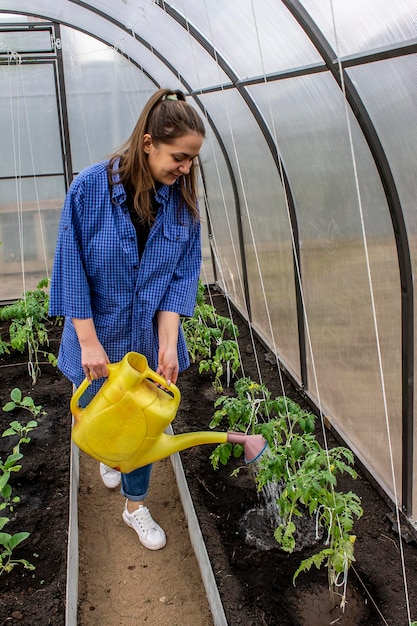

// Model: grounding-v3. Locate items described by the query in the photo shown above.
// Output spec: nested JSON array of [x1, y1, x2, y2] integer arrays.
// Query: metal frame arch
[[0, 5, 159, 85]]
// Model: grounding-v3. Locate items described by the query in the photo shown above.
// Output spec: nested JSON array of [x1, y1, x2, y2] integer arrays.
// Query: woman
[[50, 88, 206, 550]]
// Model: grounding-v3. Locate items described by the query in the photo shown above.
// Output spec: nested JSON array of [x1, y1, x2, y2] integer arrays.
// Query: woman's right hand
[[72, 318, 110, 382], [81, 343, 110, 382]]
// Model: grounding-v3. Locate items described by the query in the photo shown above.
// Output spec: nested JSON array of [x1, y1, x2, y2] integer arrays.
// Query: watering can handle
[[70, 360, 181, 420], [143, 366, 181, 405], [69, 362, 127, 418], [70, 376, 92, 421]]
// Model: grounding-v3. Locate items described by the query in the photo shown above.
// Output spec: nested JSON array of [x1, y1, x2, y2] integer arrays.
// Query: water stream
[[240, 478, 322, 552]]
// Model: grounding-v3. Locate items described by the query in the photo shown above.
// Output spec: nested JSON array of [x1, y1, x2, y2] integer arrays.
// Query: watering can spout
[[226, 432, 268, 464], [132, 430, 268, 469]]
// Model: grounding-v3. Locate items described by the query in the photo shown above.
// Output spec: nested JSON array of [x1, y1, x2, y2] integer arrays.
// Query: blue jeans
[[78, 389, 152, 501]]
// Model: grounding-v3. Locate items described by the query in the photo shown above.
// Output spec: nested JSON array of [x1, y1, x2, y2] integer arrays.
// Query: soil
[[0, 324, 71, 626], [1, 294, 417, 626]]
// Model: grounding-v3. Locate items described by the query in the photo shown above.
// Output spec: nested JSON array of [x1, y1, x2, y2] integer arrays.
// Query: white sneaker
[[122, 503, 166, 550], [99, 463, 121, 489]]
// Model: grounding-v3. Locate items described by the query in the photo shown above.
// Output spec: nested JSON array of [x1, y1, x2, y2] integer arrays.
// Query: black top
[[125, 184, 160, 258]]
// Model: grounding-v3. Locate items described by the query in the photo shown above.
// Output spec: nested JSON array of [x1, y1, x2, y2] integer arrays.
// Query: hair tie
[[165, 94, 178, 101]]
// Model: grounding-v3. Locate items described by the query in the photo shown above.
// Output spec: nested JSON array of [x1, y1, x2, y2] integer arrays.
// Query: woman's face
[[143, 132, 203, 185]]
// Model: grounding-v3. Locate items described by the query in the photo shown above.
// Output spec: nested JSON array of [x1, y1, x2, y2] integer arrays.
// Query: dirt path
[[77, 452, 214, 626]]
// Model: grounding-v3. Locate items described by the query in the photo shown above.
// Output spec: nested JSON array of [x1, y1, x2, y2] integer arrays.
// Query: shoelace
[[132, 507, 155, 532], [103, 465, 119, 474]]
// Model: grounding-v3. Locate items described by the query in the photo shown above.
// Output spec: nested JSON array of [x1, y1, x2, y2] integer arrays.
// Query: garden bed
[[0, 321, 71, 626], [1, 294, 417, 625], [173, 293, 417, 626]]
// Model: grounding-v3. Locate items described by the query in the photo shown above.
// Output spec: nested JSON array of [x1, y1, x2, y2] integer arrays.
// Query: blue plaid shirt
[[49, 160, 201, 391]]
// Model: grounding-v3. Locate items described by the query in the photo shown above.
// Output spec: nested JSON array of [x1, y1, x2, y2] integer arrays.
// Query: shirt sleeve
[[49, 178, 93, 319], [158, 219, 202, 317]]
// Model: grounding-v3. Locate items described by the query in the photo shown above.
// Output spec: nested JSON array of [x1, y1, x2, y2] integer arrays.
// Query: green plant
[[209, 378, 273, 467], [0, 518, 35, 575], [0, 445, 24, 514], [0, 334, 10, 356], [182, 281, 240, 392], [198, 338, 240, 393], [0, 390, 41, 575], [0, 278, 58, 383], [209, 376, 363, 609], [2, 387, 46, 419]]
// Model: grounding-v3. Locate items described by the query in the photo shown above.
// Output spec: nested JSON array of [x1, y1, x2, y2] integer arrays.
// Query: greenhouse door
[[0, 20, 70, 301]]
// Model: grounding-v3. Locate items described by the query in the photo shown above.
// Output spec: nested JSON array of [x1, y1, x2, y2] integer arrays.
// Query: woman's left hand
[[157, 310, 180, 386], [157, 345, 179, 386]]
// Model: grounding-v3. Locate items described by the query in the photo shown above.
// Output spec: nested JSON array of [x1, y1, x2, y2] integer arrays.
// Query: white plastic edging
[[65, 436, 79, 626], [168, 426, 228, 626]]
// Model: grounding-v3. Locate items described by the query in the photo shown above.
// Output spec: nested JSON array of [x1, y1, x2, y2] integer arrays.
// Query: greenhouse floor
[[77, 452, 214, 626]]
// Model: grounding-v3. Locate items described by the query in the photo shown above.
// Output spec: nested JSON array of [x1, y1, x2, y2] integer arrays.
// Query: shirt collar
[[109, 158, 126, 205], [109, 158, 178, 205]]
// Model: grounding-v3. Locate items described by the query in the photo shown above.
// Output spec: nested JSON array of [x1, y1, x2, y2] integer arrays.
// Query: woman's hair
[[108, 88, 206, 222]]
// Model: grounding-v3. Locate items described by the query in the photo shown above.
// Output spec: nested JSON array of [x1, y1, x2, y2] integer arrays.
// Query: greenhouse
[[0, 1, 416, 625]]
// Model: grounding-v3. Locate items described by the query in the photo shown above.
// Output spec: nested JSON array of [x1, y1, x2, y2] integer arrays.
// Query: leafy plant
[[0, 278, 58, 383], [209, 378, 273, 468], [182, 281, 240, 392], [0, 446, 24, 513], [0, 333, 10, 356], [3, 387, 46, 419], [208, 376, 363, 609], [0, 390, 41, 575], [198, 338, 240, 393], [0, 518, 35, 576]]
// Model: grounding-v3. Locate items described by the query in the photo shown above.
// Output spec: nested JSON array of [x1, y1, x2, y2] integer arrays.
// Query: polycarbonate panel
[[347, 55, 417, 514], [195, 115, 245, 309], [0, 12, 39, 23], [174, 0, 323, 79], [59, 0, 229, 90], [0, 176, 65, 300], [0, 1, 189, 90], [200, 89, 300, 376], [301, 0, 417, 57], [61, 28, 154, 172], [195, 166, 214, 284], [0, 62, 63, 177], [347, 56, 417, 254], [121, 2, 229, 90], [249, 74, 402, 502], [0, 27, 52, 52]]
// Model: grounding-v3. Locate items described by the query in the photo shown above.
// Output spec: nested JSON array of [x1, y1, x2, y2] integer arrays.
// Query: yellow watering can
[[71, 351, 267, 474]]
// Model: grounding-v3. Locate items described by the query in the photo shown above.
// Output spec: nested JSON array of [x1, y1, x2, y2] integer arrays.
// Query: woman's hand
[[157, 311, 180, 386], [72, 318, 110, 382], [157, 344, 179, 386], [81, 343, 110, 382]]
